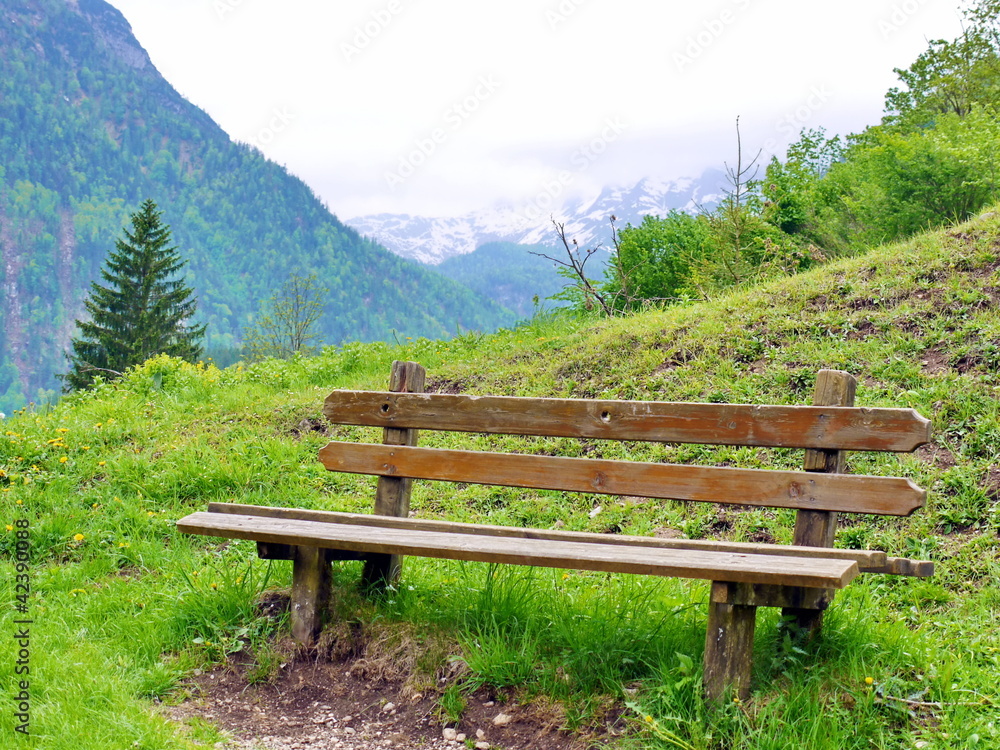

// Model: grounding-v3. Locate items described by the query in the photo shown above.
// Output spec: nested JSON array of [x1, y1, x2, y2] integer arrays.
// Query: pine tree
[[65, 199, 205, 390]]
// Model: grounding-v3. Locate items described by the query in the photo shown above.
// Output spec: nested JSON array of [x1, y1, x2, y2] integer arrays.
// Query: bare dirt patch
[[164, 653, 607, 750], [915, 443, 957, 470], [985, 465, 1000, 502], [920, 348, 950, 376]]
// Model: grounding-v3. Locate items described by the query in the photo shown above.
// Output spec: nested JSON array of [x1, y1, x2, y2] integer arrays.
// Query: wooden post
[[290, 545, 332, 645], [362, 360, 426, 591], [703, 581, 758, 702], [782, 369, 856, 635]]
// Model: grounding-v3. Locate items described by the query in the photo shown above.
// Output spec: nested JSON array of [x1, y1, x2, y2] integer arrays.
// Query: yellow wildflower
[[59, 456, 68, 463], [5, 525, 12, 532], [865, 677, 874, 686], [98, 461, 106, 467], [73, 533, 84, 542]]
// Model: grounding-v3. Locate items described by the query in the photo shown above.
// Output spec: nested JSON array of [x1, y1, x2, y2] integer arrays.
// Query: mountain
[[434, 242, 569, 319], [345, 171, 727, 265], [0, 0, 515, 412]]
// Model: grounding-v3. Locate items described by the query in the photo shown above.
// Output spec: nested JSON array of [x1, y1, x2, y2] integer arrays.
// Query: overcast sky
[[106, 0, 966, 219]]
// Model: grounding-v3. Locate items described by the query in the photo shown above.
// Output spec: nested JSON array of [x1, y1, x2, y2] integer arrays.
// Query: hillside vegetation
[[1, 211, 999, 748]]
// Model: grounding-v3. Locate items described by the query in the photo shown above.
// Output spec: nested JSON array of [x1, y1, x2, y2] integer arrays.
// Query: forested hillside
[[0, 0, 515, 412], [434, 242, 569, 318]]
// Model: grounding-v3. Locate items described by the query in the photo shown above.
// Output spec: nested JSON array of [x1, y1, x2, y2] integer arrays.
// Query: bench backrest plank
[[317, 442, 926, 516], [324, 391, 931, 452]]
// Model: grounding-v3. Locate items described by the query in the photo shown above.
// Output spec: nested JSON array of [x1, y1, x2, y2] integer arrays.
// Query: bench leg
[[703, 582, 757, 703], [780, 602, 827, 639], [291, 545, 332, 646]]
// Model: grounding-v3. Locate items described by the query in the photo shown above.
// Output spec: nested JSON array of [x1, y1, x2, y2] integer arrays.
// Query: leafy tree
[[65, 199, 205, 390], [243, 273, 329, 361], [604, 212, 710, 310], [884, 0, 1000, 128], [762, 128, 843, 237]]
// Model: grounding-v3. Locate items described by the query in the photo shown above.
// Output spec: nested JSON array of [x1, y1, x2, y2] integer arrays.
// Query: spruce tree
[[65, 199, 205, 390]]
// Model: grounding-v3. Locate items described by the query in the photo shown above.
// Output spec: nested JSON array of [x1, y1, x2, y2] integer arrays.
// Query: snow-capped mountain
[[346, 169, 727, 265]]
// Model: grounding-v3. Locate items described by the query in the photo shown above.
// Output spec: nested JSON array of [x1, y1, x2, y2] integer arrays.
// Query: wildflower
[[0, 469, 6, 477], [118, 542, 130, 548], [69, 588, 87, 596], [16, 499, 23, 505], [92, 503, 99, 509], [865, 677, 874, 686], [73, 533, 84, 541], [210, 582, 218, 590], [82, 446, 90, 451], [5, 525, 12, 532], [59, 456, 68, 463], [98, 461, 106, 467], [147, 511, 155, 517], [56, 428, 69, 433]]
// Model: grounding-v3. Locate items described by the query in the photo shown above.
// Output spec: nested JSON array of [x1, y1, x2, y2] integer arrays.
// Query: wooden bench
[[178, 360, 933, 701]]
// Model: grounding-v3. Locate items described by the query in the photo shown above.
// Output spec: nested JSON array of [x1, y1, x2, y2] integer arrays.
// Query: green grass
[[3, 212, 1000, 747]]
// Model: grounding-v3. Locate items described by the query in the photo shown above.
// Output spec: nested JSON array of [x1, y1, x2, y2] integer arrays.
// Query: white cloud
[[107, 0, 964, 217]]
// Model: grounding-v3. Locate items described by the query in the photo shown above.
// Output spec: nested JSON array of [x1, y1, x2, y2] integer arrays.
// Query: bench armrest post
[[362, 360, 427, 592], [783, 369, 856, 635]]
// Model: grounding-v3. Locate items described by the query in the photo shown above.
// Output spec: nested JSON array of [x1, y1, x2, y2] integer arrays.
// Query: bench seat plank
[[204, 502, 912, 573], [325, 391, 932, 452], [317, 442, 926, 516], [177, 511, 859, 589]]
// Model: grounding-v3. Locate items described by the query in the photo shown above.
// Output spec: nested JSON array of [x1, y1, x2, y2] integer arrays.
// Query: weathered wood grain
[[786, 369, 855, 633], [363, 360, 426, 590], [324, 390, 931, 451], [317, 442, 927, 516], [207, 502, 896, 571], [177, 511, 859, 589], [704, 582, 758, 702], [290, 545, 331, 645]]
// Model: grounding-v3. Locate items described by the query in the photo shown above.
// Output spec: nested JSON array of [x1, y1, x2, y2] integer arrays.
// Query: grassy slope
[[1, 212, 999, 748]]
